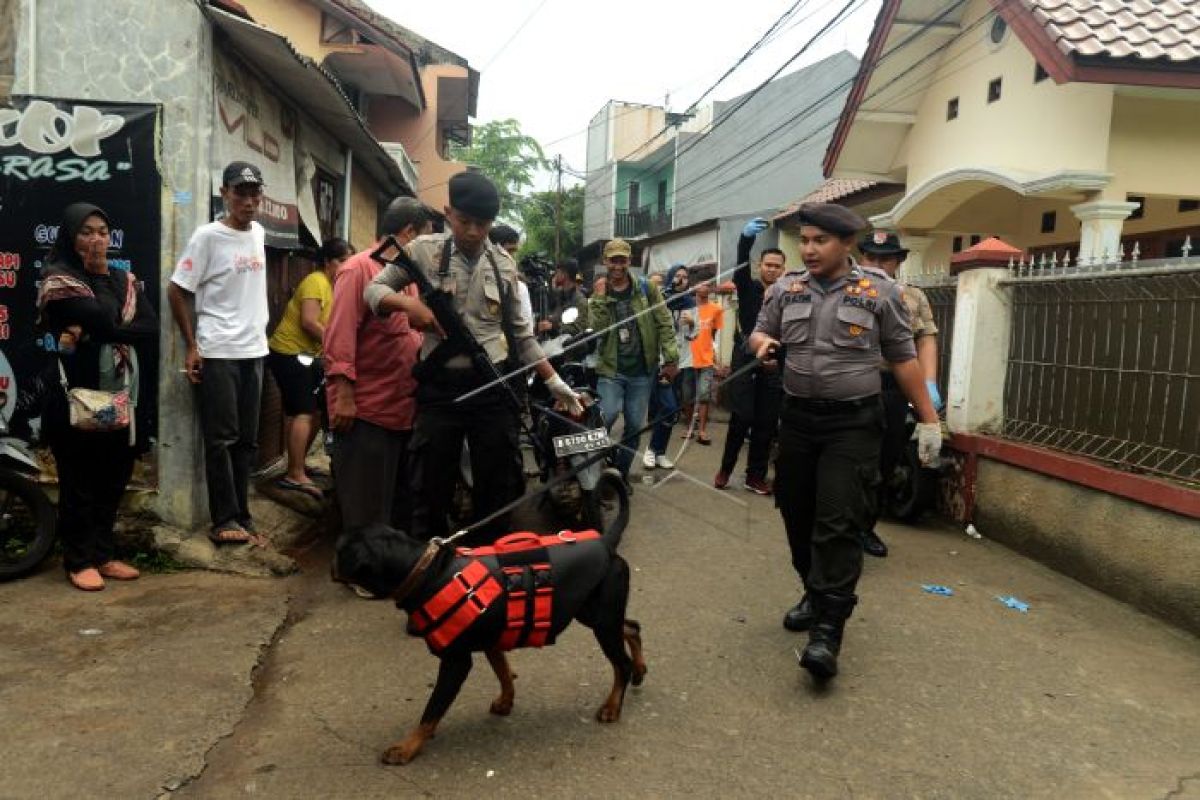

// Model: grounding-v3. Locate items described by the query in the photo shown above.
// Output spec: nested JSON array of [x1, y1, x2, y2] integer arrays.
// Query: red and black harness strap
[[409, 559, 503, 653], [412, 530, 602, 653]]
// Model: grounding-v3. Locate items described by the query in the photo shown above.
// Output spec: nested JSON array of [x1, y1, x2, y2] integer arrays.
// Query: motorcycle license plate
[[553, 428, 610, 458]]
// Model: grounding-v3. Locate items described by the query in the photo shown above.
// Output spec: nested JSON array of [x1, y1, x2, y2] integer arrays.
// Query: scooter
[[527, 309, 628, 547], [883, 404, 940, 522], [0, 413, 56, 581]]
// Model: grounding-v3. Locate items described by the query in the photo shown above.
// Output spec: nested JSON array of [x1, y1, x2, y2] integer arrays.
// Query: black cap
[[796, 202, 865, 236], [222, 161, 264, 188], [859, 230, 909, 257], [449, 171, 500, 221]]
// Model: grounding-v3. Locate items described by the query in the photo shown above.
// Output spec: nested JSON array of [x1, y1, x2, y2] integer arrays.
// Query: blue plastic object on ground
[[921, 584, 954, 596], [996, 595, 1030, 612]]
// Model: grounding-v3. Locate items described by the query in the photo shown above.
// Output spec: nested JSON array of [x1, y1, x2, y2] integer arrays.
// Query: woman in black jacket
[[37, 202, 158, 591]]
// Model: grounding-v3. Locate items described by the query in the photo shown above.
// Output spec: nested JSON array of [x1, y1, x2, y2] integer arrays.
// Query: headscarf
[[664, 263, 696, 311], [46, 202, 112, 274]]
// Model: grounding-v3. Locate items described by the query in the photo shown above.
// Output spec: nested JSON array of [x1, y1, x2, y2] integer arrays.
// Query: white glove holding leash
[[916, 422, 942, 467], [545, 373, 585, 418]]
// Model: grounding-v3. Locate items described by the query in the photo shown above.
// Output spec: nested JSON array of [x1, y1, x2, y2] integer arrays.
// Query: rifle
[[369, 236, 525, 413]]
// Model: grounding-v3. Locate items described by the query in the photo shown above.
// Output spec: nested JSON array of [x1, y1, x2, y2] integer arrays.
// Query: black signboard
[[0, 98, 161, 441]]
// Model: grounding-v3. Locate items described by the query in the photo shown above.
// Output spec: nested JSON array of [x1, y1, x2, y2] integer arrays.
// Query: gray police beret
[[796, 202, 866, 236], [449, 171, 500, 221]]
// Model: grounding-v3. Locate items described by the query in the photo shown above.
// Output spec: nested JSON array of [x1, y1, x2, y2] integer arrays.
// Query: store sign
[[213, 51, 299, 248], [0, 98, 161, 439]]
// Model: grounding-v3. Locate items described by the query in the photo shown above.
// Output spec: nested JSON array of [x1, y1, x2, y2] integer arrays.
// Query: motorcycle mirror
[[296, 354, 316, 367], [561, 307, 580, 325]]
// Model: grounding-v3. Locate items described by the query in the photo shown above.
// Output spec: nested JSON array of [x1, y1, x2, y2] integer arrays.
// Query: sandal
[[697, 434, 712, 446], [208, 525, 252, 546], [69, 568, 105, 592], [276, 477, 324, 500], [98, 560, 140, 580], [305, 466, 330, 479]]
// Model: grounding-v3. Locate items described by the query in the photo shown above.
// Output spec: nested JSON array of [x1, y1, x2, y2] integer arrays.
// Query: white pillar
[[1070, 201, 1139, 264], [899, 234, 935, 278], [946, 265, 1012, 435]]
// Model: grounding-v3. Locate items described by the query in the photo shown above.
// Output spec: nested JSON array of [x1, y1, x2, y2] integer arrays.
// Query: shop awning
[[206, 6, 414, 196]]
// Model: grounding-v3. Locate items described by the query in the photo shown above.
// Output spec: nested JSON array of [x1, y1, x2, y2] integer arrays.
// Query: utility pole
[[553, 154, 563, 264]]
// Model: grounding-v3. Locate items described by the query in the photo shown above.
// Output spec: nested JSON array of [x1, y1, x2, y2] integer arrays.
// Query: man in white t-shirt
[[167, 161, 270, 545]]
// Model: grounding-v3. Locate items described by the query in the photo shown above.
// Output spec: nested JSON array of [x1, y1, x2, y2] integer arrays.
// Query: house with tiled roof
[[823, 0, 1200, 273]]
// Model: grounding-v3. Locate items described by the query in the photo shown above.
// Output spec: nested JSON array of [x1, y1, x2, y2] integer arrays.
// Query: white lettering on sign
[[0, 101, 125, 157]]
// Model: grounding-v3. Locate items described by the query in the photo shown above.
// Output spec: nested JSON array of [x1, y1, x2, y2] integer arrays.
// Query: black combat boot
[[799, 592, 858, 681], [782, 594, 815, 632], [861, 528, 888, 558]]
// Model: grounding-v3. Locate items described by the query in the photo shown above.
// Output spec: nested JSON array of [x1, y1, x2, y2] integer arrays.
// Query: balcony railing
[[615, 205, 672, 238]]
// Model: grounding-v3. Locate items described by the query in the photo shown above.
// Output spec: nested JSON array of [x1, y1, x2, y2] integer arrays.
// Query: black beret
[[796, 202, 865, 237], [449, 171, 500, 221], [859, 230, 909, 257]]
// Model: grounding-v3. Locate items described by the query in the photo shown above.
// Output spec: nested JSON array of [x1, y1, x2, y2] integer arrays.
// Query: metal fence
[[905, 271, 957, 407], [1000, 255, 1200, 484]]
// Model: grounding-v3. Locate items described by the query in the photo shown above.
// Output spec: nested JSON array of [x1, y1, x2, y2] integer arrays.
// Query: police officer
[[365, 172, 582, 543], [857, 231, 943, 557], [749, 203, 941, 682]]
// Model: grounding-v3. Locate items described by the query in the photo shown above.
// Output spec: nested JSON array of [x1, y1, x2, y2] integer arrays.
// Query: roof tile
[[1021, 0, 1200, 63]]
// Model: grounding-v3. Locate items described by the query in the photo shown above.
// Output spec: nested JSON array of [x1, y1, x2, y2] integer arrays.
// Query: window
[[1127, 195, 1145, 220], [1041, 211, 1057, 234], [970, 234, 982, 246], [990, 16, 1008, 45], [947, 97, 959, 121], [988, 78, 1003, 103], [952, 236, 964, 253], [657, 180, 668, 214], [1034, 63, 1049, 83], [627, 181, 640, 211], [1179, 199, 1200, 213]]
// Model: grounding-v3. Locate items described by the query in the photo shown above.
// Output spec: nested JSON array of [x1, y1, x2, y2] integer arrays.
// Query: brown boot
[[98, 560, 141, 580], [69, 568, 105, 592]]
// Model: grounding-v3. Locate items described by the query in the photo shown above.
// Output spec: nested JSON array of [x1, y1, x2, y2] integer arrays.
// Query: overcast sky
[[368, 0, 881, 191]]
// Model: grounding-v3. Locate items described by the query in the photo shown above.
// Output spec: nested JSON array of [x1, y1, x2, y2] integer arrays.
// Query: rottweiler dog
[[333, 523, 647, 765]]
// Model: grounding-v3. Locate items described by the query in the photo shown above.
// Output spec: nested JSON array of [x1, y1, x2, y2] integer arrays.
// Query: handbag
[[58, 358, 132, 435]]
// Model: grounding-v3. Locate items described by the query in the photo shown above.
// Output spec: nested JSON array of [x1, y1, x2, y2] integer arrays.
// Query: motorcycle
[[883, 404, 940, 522], [527, 309, 628, 547], [0, 414, 56, 581]]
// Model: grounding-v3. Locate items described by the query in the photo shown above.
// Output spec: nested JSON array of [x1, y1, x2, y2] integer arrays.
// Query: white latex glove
[[545, 373, 584, 418], [917, 422, 942, 467]]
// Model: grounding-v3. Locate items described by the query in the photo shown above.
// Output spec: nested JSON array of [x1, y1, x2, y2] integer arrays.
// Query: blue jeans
[[648, 379, 680, 455], [597, 374, 653, 477]]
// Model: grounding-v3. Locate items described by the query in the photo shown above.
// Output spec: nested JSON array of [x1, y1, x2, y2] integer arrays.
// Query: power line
[[481, 0, 553, 71]]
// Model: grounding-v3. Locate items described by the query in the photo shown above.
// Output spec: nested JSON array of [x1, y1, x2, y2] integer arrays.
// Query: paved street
[[3, 426, 1199, 799]]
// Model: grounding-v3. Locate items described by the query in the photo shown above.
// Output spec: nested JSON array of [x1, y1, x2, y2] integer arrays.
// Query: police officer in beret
[[365, 172, 583, 543], [749, 202, 942, 682], [857, 231, 943, 558]]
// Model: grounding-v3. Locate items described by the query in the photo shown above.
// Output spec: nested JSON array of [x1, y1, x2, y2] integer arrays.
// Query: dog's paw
[[381, 741, 421, 765], [489, 697, 513, 716], [595, 703, 622, 723]]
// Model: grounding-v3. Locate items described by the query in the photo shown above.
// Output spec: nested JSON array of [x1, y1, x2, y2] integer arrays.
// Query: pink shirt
[[323, 245, 420, 431]]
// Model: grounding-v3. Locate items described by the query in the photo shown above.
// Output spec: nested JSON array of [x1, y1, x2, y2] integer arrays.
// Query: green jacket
[[588, 278, 679, 377]]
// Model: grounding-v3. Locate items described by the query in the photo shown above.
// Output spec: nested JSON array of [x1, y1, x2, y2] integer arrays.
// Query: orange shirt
[[691, 301, 723, 368]]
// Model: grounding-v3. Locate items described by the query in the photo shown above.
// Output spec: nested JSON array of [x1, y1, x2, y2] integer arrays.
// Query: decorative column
[[946, 237, 1023, 435], [898, 234, 936, 277], [1070, 201, 1139, 264]]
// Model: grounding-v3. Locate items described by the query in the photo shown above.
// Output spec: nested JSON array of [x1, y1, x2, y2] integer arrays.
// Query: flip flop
[[305, 466, 330, 479], [209, 525, 252, 546], [276, 477, 324, 500]]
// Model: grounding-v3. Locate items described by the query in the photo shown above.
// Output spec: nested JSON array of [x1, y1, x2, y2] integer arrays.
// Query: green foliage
[[449, 119, 548, 222], [518, 185, 584, 262]]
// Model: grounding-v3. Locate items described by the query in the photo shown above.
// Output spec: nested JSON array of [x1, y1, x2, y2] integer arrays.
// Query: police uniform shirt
[[900, 282, 938, 337], [753, 260, 917, 400], [364, 232, 543, 370]]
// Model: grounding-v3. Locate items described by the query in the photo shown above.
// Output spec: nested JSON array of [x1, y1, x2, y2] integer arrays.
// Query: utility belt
[[414, 360, 523, 407], [409, 530, 601, 653], [783, 394, 880, 414]]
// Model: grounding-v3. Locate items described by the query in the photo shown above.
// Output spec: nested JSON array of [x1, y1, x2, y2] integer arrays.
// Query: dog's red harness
[[409, 530, 601, 653]]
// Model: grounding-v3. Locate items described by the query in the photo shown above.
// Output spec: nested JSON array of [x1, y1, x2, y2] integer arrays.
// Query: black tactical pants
[[774, 396, 882, 596], [720, 345, 783, 481], [408, 388, 523, 545]]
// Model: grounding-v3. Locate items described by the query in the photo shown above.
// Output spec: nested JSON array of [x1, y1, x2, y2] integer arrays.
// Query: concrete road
[[4, 427, 1200, 799]]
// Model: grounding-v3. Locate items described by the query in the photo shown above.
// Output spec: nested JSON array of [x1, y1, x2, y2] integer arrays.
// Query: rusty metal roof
[[1025, 0, 1200, 63]]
